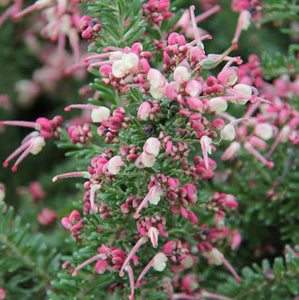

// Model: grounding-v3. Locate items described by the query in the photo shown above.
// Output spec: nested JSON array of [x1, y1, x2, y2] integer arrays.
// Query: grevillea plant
[[0, 0, 298, 299]]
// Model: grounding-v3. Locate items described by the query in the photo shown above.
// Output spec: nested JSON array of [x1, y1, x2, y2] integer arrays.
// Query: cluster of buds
[[141, 0, 173, 24], [86, 42, 152, 93], [136, 214, 168, 248], [97, 107, 131, 144], [121, 194, 144, 214], [79, 15, 102, 39], [137, 100, 160, 121], [120, 145, 141, 162], [205, 192, 238, 211], [61, 210, 85, 242], [68, 124, 93, 145], [72, 244, 139, 276], [160, 132, 191, 163]]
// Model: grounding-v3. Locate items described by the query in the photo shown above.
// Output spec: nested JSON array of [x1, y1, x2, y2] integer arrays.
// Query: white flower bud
[[91, 107, 110, 123], [221, 124, 235, 141], [209, 97, 228, 114]]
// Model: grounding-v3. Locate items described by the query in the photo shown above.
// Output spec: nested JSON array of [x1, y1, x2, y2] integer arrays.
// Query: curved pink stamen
[[196, 5, 221, 23], [134, 185, 159, 218], [11, 142, 35, 172], [125, 266, 135, 300], [190, 6, 204, 49], [119, 237, 147, 277], [72, 253, 105, 276], [52, 171, 90, 182], [64, 104, 101, 111], [244, 142, 274, 168], [3, 140, 31, 168], [0, 120, 39, 129]]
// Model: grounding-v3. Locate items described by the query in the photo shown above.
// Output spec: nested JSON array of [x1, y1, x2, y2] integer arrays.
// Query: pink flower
[[173, 66, 190, 84], [217, 67, 239, 87], [147, 68, 167, 99], [37, 208, 57, 225], [207, 248, 241, 283], [91, 107, 111, 123], [186, 97, 204, 113], [143, 137, 161, 156], [136, 252, 168, 287], [185, 80, 202, 97], [107, 156, 124, 175], [137, 101, 152, 121]]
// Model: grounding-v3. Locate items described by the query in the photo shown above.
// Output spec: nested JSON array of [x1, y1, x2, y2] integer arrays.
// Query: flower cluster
[[0, 1, 298, 300]]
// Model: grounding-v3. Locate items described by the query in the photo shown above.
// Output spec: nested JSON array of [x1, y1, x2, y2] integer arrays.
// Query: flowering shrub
[[0, 0, 298, 299]]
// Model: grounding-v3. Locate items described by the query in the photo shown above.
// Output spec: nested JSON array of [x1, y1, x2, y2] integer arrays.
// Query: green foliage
[[0, 203, 61, 299], [218, 246, 299, 300]]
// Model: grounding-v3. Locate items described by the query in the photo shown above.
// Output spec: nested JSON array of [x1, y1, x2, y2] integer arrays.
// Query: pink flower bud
[[95, 259, 108, 274], [37, 208, 57, 225], [137, 101, 152, 121], [69, 210, 81, 223], [29, 181, 45, 202], [217, 67, 238, 87], [208, 97, 228, 114], [99, 65, 112, 76], [91, 107, 110, 123], [231, 229, 242, 250], [249, 136, 268, 151], [188, 211, 198, 225], [107, 156, 124, 175], [61, 217, 72, 230], [186, 97, 204, 113], [82, 27, 92, 39], [166, 82, 180, 99], [212, 118, 225, 130]]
